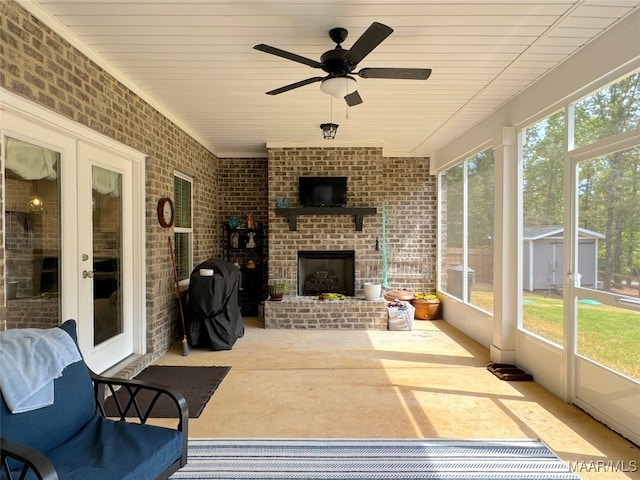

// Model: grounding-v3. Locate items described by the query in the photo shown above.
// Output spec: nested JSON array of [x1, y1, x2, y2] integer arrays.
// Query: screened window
[[174, 173, 193, 281], [520, 111, 565, 344], [467, 150, 495, 312], [439, 164, 463, 298], [439, 148, 495, 313], [572, 71, 640, 150]]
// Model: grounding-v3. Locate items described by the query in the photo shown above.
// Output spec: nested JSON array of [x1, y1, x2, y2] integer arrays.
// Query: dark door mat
[[487, 363, 533, 381], [103, 365, 230, 418]]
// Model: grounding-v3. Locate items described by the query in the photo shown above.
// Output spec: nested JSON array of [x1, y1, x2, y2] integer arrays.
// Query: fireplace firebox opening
[[297, 250, 355, 296]]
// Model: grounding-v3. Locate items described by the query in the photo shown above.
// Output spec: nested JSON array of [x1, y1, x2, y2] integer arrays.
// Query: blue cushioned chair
[[0, 320, 188, 480]]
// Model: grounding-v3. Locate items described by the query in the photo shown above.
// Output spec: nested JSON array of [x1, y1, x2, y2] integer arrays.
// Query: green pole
[[382, 202, 388, 288]]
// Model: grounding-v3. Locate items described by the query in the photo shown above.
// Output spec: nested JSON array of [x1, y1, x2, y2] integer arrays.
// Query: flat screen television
[[299, 176, 347, 207]]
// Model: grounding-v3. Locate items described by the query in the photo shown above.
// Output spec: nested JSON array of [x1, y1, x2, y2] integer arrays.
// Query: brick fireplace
[[298, 250, 355, 296], [264, 145, 437, 329]]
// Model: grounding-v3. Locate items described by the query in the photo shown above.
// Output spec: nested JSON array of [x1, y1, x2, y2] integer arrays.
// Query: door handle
[[83, 270, 94, 279]]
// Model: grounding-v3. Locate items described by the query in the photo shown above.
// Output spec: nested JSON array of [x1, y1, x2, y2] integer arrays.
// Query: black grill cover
[[186, 259, 244, 350]]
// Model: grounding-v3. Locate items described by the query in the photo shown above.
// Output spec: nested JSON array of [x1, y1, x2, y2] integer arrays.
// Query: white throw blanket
[[0, 327, 82, 413]]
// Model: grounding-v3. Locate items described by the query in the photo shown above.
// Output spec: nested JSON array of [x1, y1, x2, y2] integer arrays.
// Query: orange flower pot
[[411, 298, 440, 320]]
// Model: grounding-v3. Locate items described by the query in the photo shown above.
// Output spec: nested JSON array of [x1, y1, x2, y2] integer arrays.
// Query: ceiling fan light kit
[[320, 76, 357, 99], [254, 22, 431, 107], [320, 123, 339, 140]]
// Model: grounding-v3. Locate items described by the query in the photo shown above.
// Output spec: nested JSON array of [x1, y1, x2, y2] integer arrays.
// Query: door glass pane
[[467, 149, 494, 312], [576, 146, 640, 379], [520, 112, 565, 344], [4, 137, 61, 328], [92, 165, 123, 345], [576, 299, 639, 380], [577, 147, 640, 299], [440, 164, 464, 298]]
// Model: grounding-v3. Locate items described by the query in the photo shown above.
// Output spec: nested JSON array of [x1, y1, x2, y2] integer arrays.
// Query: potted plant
[[268, 281, 294, 301], [411, 292, 441, 320]]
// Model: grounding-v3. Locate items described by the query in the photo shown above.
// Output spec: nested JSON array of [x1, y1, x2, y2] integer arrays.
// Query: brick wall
[[264, 296, 388, 329], [218, 158, 269, 309], [218, 158, 269, 227], [266, 146, 436, 328], [1, 0, 219, 373], [267, 147, 436, 291]]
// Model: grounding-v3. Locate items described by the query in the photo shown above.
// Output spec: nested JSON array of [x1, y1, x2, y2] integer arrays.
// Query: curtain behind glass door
[[92, 165, 123, 345], [4, 137, 61, 328]]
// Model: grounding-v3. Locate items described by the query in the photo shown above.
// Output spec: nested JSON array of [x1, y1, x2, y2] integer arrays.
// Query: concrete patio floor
[[156, 317, 639, 480]]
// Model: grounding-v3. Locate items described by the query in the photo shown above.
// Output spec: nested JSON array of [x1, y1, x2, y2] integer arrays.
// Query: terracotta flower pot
[[411, 298, 440, 320], [383, 289, 415, 302]]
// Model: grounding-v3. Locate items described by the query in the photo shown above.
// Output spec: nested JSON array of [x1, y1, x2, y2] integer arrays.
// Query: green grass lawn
[[524, 293, 640, 380], [468, 289, 639, 380]]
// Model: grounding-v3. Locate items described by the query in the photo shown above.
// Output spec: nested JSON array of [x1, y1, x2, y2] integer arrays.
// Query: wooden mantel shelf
[[275, 207, 377, 231]]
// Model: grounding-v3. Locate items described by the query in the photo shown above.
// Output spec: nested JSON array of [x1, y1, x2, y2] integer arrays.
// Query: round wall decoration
[[157, 197, 175, 228]]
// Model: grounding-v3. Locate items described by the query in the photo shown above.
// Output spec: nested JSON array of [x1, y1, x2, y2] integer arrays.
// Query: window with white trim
[[439, 148, 495, 313], [174, 173, 193, 282]]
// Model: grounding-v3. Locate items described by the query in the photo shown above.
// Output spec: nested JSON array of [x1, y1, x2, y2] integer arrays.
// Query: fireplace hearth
[[298, 250, 355, 296]]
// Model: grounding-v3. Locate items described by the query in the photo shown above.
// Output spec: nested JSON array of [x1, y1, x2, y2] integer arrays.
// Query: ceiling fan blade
[[254, 44, 323, 69], [265, 77, 325, 95], [344, 22, 393, 66], [357, 68, 432, 80], [345, 90, 363, 106]]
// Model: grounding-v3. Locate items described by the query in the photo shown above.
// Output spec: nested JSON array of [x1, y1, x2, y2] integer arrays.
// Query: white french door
[[568, 140, 640, 445], [77, 142, 135, 373], [2, 91, 145, 374]]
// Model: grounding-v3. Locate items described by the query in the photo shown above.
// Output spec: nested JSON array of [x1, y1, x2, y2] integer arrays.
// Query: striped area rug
[[170, 438, 579, 479]]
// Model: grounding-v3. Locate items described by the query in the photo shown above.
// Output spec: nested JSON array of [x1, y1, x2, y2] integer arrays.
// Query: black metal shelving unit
[[222, 223, 265, 315]]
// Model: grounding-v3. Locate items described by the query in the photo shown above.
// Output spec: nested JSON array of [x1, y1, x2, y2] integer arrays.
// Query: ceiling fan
[[254, 22, 431, 106]]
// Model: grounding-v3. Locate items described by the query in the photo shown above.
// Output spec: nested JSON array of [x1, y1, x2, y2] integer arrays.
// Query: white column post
[[490, 127, 518, 363]]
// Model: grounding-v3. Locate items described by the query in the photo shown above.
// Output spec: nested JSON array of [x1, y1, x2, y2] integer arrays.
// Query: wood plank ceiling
[[27, 0, 640, 158]]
